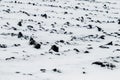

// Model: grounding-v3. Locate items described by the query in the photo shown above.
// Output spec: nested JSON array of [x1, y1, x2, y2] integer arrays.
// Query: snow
[[0, 0, 120, 80]]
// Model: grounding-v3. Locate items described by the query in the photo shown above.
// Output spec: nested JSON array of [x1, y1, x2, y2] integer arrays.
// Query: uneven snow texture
[[0, 0, 120, 80]]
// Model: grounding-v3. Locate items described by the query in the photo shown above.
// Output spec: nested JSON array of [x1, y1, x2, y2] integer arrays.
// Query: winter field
[[0, 0, 120, 80]]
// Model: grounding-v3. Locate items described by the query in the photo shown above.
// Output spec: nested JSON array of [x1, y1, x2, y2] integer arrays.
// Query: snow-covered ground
[[0, 0, 120, 80]]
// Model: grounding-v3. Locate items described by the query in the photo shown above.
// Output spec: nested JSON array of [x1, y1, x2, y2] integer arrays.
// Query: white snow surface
[[0, 0, 120, 80]]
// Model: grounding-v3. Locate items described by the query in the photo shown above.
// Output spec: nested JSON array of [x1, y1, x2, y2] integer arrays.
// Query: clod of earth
[[0, 44, 7, 48], [18, 32, 23, 38], [92, 61, 116, 69], [52, 68, 61, 73], [106, 41, 113, 45], [29, 37, 36, 45], [34, 43, 41, 49], [50, 45, 59, 52], [40, 69, 46, 73]]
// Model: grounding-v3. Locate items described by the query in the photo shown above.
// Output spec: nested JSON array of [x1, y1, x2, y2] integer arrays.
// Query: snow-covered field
[[0, 0, 120, 80]]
